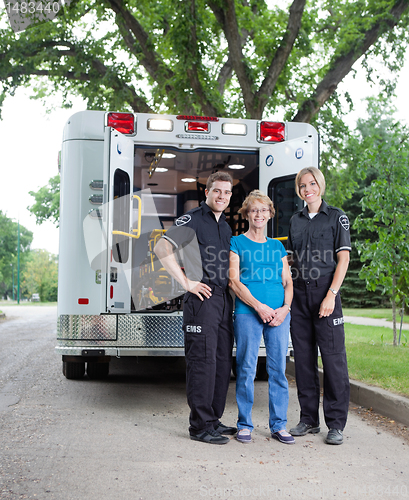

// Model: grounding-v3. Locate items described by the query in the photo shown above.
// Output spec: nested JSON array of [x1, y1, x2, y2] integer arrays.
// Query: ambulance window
[[112, 168, 130, 264], [268, 176, 303, 243]]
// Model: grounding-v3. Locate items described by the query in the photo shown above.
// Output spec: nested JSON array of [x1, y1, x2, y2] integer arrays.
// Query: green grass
[[345, 324, 409, 397], [343, 307, 409, 324], [0, 301, 57, 307]]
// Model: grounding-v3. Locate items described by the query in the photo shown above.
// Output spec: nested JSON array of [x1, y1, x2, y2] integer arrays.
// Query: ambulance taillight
[[106, 112, 135, 135], [176, 115, 219, 122], [258, 121, 285, 142], [186, 121, 209, 132]]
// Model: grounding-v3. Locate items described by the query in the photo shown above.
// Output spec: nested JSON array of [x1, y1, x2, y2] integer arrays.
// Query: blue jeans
[[234, 312, 290, 433]]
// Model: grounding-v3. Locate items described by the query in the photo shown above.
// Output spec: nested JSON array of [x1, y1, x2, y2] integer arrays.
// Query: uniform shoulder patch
[[176, 214, 192, 226], [339, 214, 350, 231]]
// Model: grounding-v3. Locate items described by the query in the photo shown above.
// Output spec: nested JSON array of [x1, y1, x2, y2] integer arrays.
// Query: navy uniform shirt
[[163, 201, 232, 289], [287, 200, 351, 280]]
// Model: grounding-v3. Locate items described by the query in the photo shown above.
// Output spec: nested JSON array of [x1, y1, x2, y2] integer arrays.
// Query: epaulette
[[327, 205, 344, 214], [189, 206, 202, 214]]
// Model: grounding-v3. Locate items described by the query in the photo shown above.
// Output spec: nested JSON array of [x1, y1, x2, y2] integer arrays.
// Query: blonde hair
[[295, 167, 326, 198], [238, 190, 275, 218]]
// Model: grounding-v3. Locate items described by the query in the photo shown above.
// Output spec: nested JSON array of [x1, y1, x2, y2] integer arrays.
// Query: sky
[[0, 92, 85, 255], [0, 57, 407, 256]]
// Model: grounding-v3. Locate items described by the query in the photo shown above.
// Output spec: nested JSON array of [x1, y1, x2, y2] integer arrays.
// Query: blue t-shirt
[[230, 234, 287, 314]]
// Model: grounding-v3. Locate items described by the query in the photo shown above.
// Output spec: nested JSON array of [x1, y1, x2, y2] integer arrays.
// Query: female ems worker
[[287, 167, 351, 445]]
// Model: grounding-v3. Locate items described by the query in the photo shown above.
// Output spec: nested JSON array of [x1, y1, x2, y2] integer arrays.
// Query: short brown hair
[[206, 171, 233, 191], [238, 190, 275, 218], [295, 167, 326, 198]]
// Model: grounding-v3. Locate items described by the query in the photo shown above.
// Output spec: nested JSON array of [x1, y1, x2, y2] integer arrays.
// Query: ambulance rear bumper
[[55, 346, 185, 357]]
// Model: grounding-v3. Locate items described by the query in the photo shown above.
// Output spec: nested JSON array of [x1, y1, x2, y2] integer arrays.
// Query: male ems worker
[[154, 172, 236, 444]]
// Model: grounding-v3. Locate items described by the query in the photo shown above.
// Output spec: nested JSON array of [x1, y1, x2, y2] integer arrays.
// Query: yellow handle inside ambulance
[[112, 195, 142, 240]]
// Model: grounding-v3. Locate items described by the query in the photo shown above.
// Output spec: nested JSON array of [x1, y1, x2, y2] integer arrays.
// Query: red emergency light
[[78, 298, 89, 305], [259, 121, 285, 142], [177, 115, 219, 122], [106, 112, 135, 135], [186, 121, 209, 133]]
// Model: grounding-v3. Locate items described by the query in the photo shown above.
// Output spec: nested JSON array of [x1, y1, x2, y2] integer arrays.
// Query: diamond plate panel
[[56, 313, 263, 351], [57, 315, 117, 340], [117, 314, 184, 347]]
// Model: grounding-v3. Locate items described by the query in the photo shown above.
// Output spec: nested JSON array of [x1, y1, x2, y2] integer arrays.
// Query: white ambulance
[[57, 111, 319, 379]]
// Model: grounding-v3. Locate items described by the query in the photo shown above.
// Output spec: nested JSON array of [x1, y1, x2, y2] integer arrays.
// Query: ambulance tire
[[87, 361, 110, 380], [256, 358, 268, 381], [63, 361, 85, 380]]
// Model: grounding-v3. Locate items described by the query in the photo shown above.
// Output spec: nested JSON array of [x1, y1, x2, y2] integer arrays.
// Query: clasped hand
[[256, 303, 288, 326]]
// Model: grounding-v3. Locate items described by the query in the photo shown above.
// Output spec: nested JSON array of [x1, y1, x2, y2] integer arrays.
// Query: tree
[[1, 0, 408, 122], [28, 174, 60, 226], [21, 249, 59, 302], [324, 96, 398, 308], [16, 0, 409, 223], [0, 211, 33, 299], [354, 124, 409, 345]]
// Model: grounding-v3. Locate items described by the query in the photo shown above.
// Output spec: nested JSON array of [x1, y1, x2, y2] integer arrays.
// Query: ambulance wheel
[[87, 361, 110, 379], [256, 359, 268, 381], [63, 361, 85, 380]]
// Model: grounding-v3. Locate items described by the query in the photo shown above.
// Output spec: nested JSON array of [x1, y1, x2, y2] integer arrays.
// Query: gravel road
[[0, 305, 408, 500]]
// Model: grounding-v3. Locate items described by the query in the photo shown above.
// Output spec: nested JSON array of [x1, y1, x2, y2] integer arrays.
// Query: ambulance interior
[[133, 146, 259, 233], [111, 145, 300, 312]]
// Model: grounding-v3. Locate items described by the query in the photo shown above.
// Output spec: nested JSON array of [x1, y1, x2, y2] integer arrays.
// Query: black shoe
[[190, 429, 230, 445], [289, 422, 320, 436], [214, 422, 237, 435], [325, 429, 343, 445]]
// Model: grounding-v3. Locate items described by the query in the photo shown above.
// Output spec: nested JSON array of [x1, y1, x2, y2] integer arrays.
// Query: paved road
[[0, 306, 408, 500], [344, 316, 409, 330]]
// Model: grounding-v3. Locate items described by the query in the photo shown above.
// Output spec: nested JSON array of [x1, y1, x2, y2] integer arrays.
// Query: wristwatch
[[284, 303, 291, 311], [329, 288, 338, 296]]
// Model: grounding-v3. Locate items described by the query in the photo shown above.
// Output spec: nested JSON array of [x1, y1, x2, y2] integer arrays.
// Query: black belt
[[204, 283, 228, 295], [293, 275, 333, 288]]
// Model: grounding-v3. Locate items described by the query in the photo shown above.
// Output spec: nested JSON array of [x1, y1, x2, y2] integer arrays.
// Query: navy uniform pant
[[183, 287, 234, 435], [290, 276, 350, 430]]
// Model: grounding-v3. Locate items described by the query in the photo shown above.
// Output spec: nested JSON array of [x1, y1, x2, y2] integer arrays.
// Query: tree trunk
[[392, 275, 397, 346]]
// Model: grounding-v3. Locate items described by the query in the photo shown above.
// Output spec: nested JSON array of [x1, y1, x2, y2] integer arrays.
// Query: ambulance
[[57, 111, 319, 379]]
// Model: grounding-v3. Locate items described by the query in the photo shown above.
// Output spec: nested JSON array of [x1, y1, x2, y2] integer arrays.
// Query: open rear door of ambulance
[[104, 127, 135, 313], [259, 123, 319, 241]]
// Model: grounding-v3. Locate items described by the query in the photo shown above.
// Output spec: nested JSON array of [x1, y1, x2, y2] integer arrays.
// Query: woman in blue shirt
[[229, 190, 294, 444]]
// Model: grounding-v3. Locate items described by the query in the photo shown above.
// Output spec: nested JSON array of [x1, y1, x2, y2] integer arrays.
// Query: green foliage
[[0, 211, 33, 299], [341, 264, 388, 309], [315, 94, 407, 226], [354, 128, 409, 296], [1, 0, 408, 120], [320, 96, 405, 309], [28, 174, 60, 226], [0, 213, 58, 302], [353, 121, 409, 342], [316, 101, 359, 209], [21, 249, 58, 302]]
